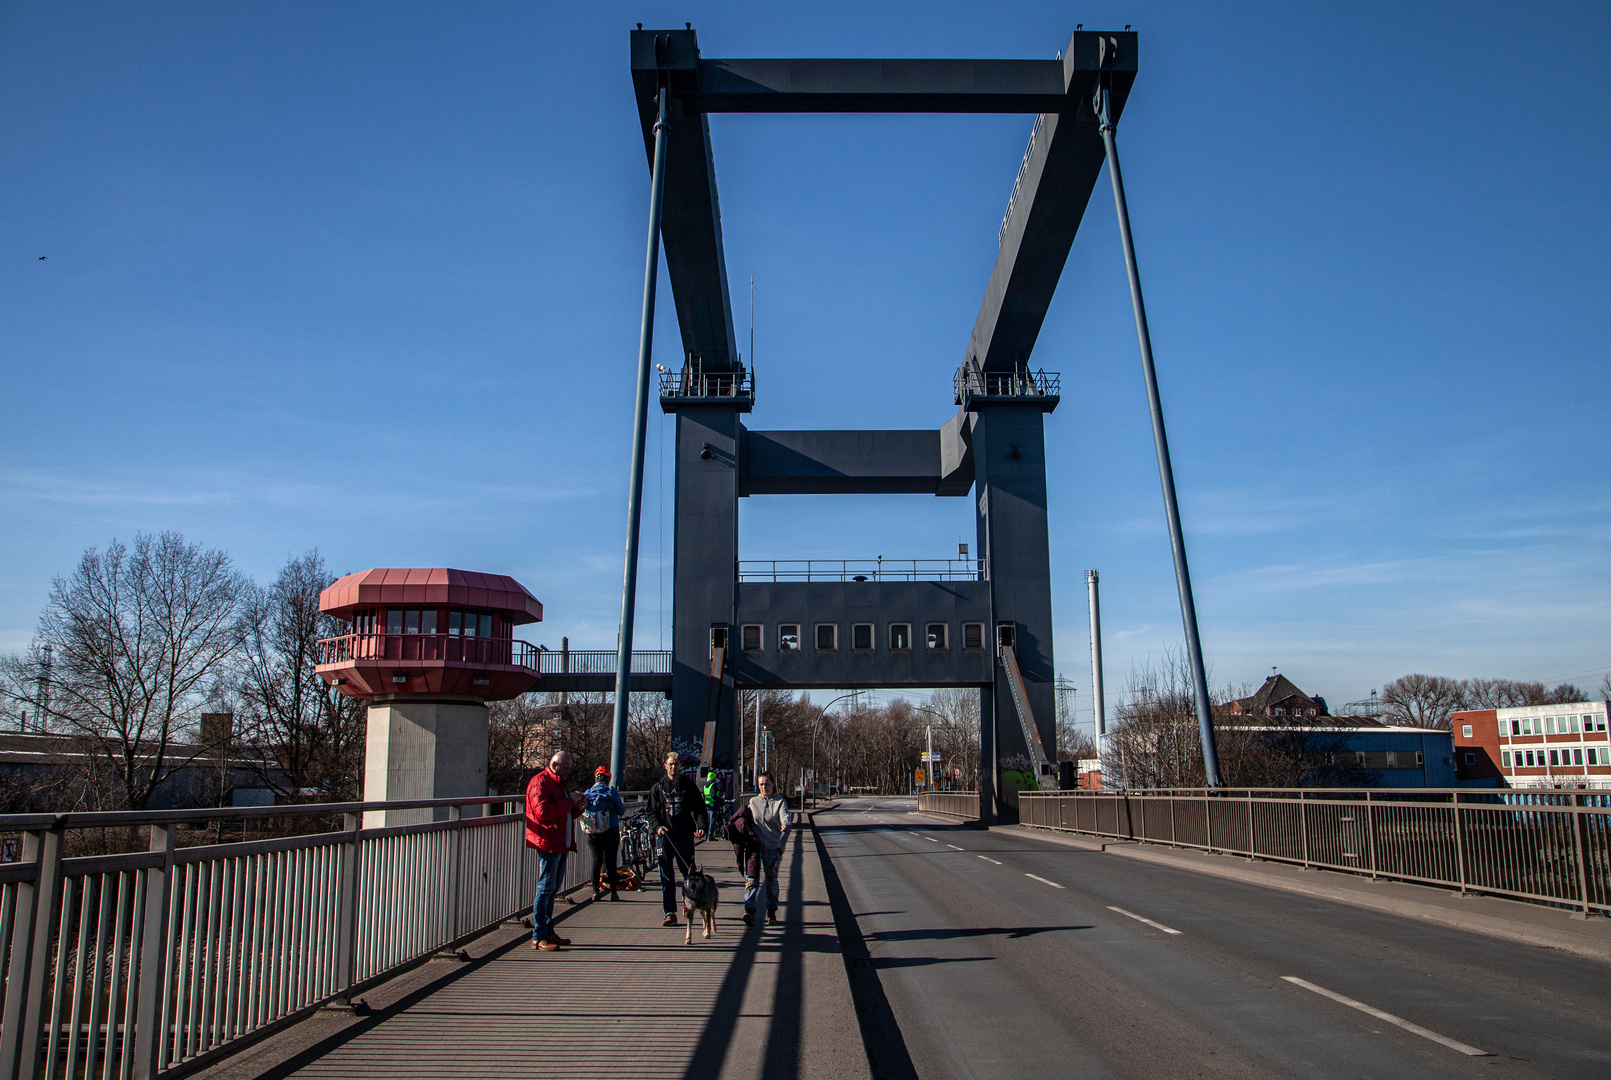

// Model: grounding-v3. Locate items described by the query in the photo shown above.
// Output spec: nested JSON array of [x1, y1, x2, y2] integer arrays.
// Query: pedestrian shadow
[[868, 925, 1093, 943]]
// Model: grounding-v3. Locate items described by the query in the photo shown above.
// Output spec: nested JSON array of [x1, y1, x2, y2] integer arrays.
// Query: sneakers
[[535, 939, 560, 951], [662, 913, 678, 927], [767, 909, 779, 925], [742, 911, 754, 926]]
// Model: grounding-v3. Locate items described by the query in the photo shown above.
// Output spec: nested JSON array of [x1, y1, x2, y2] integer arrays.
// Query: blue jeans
[[745, 848, 782, 914], [532, 850, 567, 941]]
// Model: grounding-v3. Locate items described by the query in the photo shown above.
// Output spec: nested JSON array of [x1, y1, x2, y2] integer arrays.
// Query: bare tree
[[1379, 674, 1466, 730], [1461, 677, 1586, 709], [924, 687, 981, 790], [0, 532, 247, 809], [235, 552, 365, 801], [487, 694, 550, 795]]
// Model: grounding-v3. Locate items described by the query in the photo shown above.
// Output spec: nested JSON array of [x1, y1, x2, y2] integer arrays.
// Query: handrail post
[[334, 812, 362, 1002], [1571, 793, 1590, 916], [1453, 792, 1468, 896], [1365, 791, 1378, 881], [132, 822, 177, 1080], [1203, 790, 1212, 852], [1298, 791, 1310, 867], [1246, 790, 1256, 859], [445, 805, 463, 945], [2, 822, 62, 1080]]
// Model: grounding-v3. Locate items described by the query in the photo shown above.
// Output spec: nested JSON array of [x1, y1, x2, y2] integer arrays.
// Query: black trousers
[[587, 827, 620, 895], [657, 835, 695, 913]]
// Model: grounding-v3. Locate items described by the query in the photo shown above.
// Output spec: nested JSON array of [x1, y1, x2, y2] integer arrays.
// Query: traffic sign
[[915, 769, 925, 784]]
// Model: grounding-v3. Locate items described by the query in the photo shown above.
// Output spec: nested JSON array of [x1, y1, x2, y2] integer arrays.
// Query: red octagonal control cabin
[[316, 568, 542, 701]]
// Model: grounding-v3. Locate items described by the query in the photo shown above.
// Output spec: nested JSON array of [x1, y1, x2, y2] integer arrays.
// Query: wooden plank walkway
[[195, 822, 869, 1080]]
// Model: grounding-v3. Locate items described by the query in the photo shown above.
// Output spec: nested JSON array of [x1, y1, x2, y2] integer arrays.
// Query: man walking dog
[[648, 751, 708, 927]]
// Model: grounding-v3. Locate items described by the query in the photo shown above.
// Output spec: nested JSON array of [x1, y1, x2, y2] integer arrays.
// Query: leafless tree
[[0, 532, 247, 809], [1379, 674, 1466, 729], [235, 552, 365, 801], [1460, 677, 1585, 709], [487, 694, 550, 795]]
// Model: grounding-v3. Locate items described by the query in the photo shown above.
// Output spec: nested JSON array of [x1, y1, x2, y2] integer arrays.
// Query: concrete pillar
[[363, 698, 489, 827]]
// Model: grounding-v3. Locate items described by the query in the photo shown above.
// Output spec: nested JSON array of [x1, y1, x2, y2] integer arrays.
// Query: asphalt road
[[817, 797, 1611, 1079]]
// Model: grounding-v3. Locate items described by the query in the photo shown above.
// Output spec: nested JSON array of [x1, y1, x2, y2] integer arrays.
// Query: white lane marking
[[1025, 874, 1065, 889], [1107, 906, 1182, 935], [946, 844, 964, 850], [977, 856, 1002, 865], [919, 835, 939, 842], [1281, 977, 1487, 1057]]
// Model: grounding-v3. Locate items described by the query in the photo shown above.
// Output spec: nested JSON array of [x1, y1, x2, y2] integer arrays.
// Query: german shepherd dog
[[682, 867, 719, 944]]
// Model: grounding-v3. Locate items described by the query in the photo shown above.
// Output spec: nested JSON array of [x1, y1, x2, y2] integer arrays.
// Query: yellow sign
[[915, 769, 925, 784]]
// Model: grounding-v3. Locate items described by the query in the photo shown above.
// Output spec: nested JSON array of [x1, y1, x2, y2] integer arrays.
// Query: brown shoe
[[662, 913, 677, 927], [536, 939, 561, 951], [546, 934, 571, 946]]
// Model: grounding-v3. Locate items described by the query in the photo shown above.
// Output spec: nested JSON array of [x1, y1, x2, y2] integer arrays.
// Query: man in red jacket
[[525, 751, 583, 951]]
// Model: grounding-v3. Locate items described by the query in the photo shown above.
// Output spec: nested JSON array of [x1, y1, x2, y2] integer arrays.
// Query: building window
[[1569, 716, 1581, 733], [742, 624, 763, 652], [926, 623, 947, 650], [1386, 751, 1398, 767], [816, 623, 837, 651], [1502, 750, 1512, 768], [1356, 751, 1368, 767], [1416, 751, 1424, 767], [1550, 749, 1560, 767], [1573, 748, 1584, 766], [1511, 719, 1522, 735], [889, 623, 911, 651], [1461, 725, 1473, 739], [1464, 752, 1475, 765], [963, 623, 985, 650], [1525, 750, 1535, 767], [778, 624, 800, 652], [852, 623, 874, 651], [1589, 748, 1601, 766]]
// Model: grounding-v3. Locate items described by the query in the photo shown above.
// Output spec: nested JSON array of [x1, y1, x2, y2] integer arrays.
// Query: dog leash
[[659, 834, 699, 876]]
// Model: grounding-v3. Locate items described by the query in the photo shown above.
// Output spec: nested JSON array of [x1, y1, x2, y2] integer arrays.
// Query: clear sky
[[3, 1, 1608, 733]]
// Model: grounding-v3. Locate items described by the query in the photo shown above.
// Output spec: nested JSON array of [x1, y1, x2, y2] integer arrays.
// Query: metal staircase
[[998, 642, 1060, 791]]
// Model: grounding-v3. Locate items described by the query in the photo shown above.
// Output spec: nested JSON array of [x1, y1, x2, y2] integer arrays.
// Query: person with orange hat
[[580, 765, 626, 901]]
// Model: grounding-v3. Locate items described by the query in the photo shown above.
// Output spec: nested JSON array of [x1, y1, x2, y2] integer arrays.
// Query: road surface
[[816, 797, 1611, 1079]]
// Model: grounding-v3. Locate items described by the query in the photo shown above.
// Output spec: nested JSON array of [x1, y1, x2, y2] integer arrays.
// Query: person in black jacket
[[647, 751, 708, 926]]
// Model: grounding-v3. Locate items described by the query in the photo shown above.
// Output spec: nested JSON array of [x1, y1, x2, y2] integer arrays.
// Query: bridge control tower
[[315, 568, 544, 825], [633, 27, 1137, 820]]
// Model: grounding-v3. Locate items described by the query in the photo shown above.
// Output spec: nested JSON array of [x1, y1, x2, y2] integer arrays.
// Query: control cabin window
[[925, 623, 947, 650], [353, 609, 377, 634], [742, 624, 763, 652], [778, 624, 801, 652], [816, 624, 837, 651], [889, 623, 911, 651], [852, 623, 874, 651], [448, 611, 498, 638], [963, 623, 985, 650]]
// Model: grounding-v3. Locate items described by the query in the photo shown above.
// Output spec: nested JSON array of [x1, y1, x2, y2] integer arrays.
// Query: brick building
[[1452, 700, 1611, 789]]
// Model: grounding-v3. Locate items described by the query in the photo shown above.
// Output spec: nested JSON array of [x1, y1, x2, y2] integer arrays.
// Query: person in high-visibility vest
[[700, 768, 724, 838]]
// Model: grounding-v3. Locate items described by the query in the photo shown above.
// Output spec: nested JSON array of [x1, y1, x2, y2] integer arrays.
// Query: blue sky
[[3, 1, 1608, 733]]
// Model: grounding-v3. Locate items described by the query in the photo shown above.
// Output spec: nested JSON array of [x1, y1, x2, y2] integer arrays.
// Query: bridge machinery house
[[1453, 700, 1611, 789], [632, 27, 1164, 818]]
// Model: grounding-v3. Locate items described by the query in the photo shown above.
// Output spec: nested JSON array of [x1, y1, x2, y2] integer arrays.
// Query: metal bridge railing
[[953, 367, 1060, 403], [316, 633, 536, 668], [738, 559, 985, 583], [0, 794, 645, 1080], [529, 649, 672, 676], [916, 792, 981, 820], [658, 366, 754, 405], [1015, 788, 1611, 916]]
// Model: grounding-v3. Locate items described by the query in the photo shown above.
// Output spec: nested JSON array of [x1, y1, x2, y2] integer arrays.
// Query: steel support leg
[[1095, 81, 1224, 787], [609, 85, 669, 784]]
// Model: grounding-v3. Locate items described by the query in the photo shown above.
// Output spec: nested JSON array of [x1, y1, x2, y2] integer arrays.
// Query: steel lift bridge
[[612, 27, 1218, 822]]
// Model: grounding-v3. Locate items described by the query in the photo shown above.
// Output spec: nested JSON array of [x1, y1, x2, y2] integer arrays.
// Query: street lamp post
[[811, 693, 857, 805]]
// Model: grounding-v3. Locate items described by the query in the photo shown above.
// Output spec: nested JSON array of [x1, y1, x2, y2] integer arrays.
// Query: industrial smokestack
[[1086, 571, 1105, 740]]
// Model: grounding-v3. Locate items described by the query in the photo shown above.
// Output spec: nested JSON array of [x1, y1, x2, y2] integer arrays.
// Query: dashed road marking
[[1025, 874, 1065, 889], [978, 856, 1002, 865], [1107, 906, 1181, 935], [920, 835, 939, 842], [1281, 977, 1487, 1057], [946, 844, 964, 850]]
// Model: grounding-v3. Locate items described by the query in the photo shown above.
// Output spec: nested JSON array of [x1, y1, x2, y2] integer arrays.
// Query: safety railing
[[658, 366, 754, 406], [0, 795, 603, 1080], [315, 633, 537, 669], [916, 792, 981, 820], [738, 559, 986, 583], [999, 112, 1047, 247], [528, 650, 672, 676], [954, 366, 1060, 403], [1018, 788, 1611, 916]]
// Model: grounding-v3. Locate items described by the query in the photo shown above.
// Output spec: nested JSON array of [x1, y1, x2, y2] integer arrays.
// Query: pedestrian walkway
[[195, 818, 868, 1080]]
